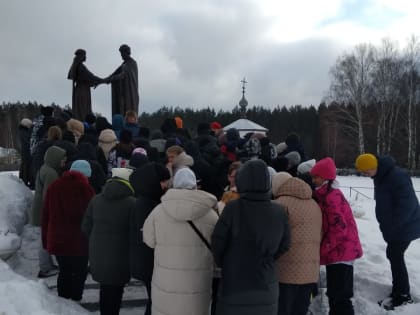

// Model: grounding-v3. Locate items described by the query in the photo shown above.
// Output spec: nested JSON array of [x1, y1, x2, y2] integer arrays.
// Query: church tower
[[239, 77, 248, 118]]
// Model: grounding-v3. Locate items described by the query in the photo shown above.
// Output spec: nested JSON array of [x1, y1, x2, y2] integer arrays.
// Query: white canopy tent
[[223, 118, 268, 137]]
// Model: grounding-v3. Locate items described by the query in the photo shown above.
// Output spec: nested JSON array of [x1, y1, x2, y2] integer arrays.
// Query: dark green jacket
[[82, 178, 136, 285], [31, 146, 66, 226]]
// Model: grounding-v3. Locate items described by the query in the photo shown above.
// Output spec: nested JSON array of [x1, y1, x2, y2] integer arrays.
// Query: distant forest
[[0, 100, 419, 169], [1, 37, 420, 169]]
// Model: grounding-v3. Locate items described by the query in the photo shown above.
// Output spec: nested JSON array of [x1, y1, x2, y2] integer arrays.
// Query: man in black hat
[[107, 45, 139, 117]]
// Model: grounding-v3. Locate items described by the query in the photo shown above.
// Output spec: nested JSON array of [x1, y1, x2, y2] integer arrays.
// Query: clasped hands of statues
[[93, 76, 113, 89]]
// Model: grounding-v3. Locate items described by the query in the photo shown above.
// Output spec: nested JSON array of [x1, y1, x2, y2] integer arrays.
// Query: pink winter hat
[[310, 157, 336, 180]]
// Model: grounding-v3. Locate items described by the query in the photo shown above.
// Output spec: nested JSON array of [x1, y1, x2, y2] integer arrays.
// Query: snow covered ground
[[0, 172, 420, 314]]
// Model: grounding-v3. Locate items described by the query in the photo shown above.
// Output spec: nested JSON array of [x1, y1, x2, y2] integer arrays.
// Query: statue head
[[74, 49, 86, 62], [119, 44, 131, 60]]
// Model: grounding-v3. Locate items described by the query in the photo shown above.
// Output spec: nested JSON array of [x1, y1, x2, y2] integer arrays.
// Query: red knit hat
[[310, 157, 336, 180], [210, 121, 222, 130]]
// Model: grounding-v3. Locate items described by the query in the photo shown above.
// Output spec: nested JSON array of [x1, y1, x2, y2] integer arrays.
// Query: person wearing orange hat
[[174, 116, 183, 129], [355, 153, 420, 310]]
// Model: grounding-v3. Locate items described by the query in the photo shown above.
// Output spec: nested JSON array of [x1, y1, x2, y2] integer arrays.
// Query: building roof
[[223, 118, 268, 134]]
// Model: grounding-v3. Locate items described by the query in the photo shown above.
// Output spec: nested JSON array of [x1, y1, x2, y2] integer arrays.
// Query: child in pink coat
[[311, 157, 363, 315]]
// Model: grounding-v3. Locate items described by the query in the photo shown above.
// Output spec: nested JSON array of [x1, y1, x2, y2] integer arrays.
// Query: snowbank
[[0, 173, 32, 259], [0, 260, 89, 314]]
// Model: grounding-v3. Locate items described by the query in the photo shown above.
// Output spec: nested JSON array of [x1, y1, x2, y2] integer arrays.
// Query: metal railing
[[340, 186, 374, 200]]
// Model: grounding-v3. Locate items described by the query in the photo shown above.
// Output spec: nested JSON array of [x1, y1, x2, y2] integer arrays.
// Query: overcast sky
[[0, 0, 419, 119]]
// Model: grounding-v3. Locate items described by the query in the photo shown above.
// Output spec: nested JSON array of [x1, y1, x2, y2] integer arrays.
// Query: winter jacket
[[272, 177, 322, 284], [373, 156, 420, 242], [18, 125, 32, 163], [107, 142, 135, 173], [124, 122, 140, 138], [76, 142, 106, 193], [212, 159, 291, 315], [143, 188, 218, 315], [31, 146, 66, 226], [82, 178, 136, 285], [193, 139, 230, 200], [314, 182, 363, 265], [30, 115, 44, 155], [42, 171, 95, 256], [129, 163, 166, 282]]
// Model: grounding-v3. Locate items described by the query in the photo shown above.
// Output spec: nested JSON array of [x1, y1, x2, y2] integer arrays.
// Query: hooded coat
[[373, 156, 420, 242], [211, 159, 291, 315], [129, 162, 169, 282], [42, 171, 95, 256], [31, 146, 66, 226], [272, 177, 322, 284], [314, 182, 363, 265], [82, 178, 136, 285], [143, 188, 218, 315]]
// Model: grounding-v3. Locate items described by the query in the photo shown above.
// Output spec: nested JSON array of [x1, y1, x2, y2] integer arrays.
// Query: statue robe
[[68, 63, 102, 121], [111, 57, 139, 116]]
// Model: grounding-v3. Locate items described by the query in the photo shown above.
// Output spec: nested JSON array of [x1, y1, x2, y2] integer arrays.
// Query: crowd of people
[[17, 105, 420, 315]]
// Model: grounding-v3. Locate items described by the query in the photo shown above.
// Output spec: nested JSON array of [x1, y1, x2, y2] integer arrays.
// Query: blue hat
[[70, 160, 92, 178]]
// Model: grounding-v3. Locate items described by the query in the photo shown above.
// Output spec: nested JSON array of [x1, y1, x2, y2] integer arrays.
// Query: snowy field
[[0, 171, 420, 314]]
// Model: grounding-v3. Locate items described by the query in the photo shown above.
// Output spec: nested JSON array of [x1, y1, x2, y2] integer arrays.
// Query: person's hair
[[47, 126, 63, 141], [166, 145, 184, 156], [228, 161, 241, 175], [125, 110, 137, 121], [326, 179, 334, 193]]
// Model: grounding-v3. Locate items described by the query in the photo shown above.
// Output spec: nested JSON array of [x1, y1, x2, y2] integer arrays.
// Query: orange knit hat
[[174, 116, 183, 129]]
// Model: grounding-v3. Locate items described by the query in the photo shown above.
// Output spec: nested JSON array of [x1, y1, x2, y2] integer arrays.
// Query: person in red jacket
[[42, 159, 95, 301]]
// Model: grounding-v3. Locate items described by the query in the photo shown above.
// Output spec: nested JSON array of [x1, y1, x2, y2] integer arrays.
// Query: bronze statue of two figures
[[67, 45, 139, 120]]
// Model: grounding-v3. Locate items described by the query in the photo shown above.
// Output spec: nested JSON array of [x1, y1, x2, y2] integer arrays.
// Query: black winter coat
[[82, 178, 136, 285], [129, 162, 168, 282], [212, 159, 290, 315], [373, 156, 420, 242], [19, 125, 32, 162]]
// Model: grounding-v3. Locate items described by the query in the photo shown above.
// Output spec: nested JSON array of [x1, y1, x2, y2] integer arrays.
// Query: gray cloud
[[0, 0, 349, 119]]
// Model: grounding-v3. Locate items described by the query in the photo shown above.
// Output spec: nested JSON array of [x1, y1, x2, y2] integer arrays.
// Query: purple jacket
[[314, 183, 363, 265]]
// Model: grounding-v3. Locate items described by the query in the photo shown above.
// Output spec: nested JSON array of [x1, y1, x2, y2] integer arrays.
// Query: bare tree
[[329, 43, 376, 154], [371, 38, 403, 155], [403, 35, 420, 169]]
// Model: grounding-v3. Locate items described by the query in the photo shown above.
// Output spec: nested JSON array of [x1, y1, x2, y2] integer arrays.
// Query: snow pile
[[0, 147, 17, 158], [0, 259, 89, 315], [0, 173, 33, 259]]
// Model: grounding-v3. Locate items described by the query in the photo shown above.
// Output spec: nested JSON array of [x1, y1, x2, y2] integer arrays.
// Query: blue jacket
[[373, 156, 420, 242]]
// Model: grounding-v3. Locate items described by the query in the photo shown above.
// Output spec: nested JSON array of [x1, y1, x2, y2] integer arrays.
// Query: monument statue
[[67, 49, 105, 121], [107, 44, 139, 117]]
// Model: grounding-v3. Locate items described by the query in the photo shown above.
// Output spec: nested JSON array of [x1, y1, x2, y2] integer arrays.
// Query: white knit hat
[[20, 118, 33, 128], [297, 159, 316, 175], [173, 168, 197, 190], [111, 168, 133, 181]]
